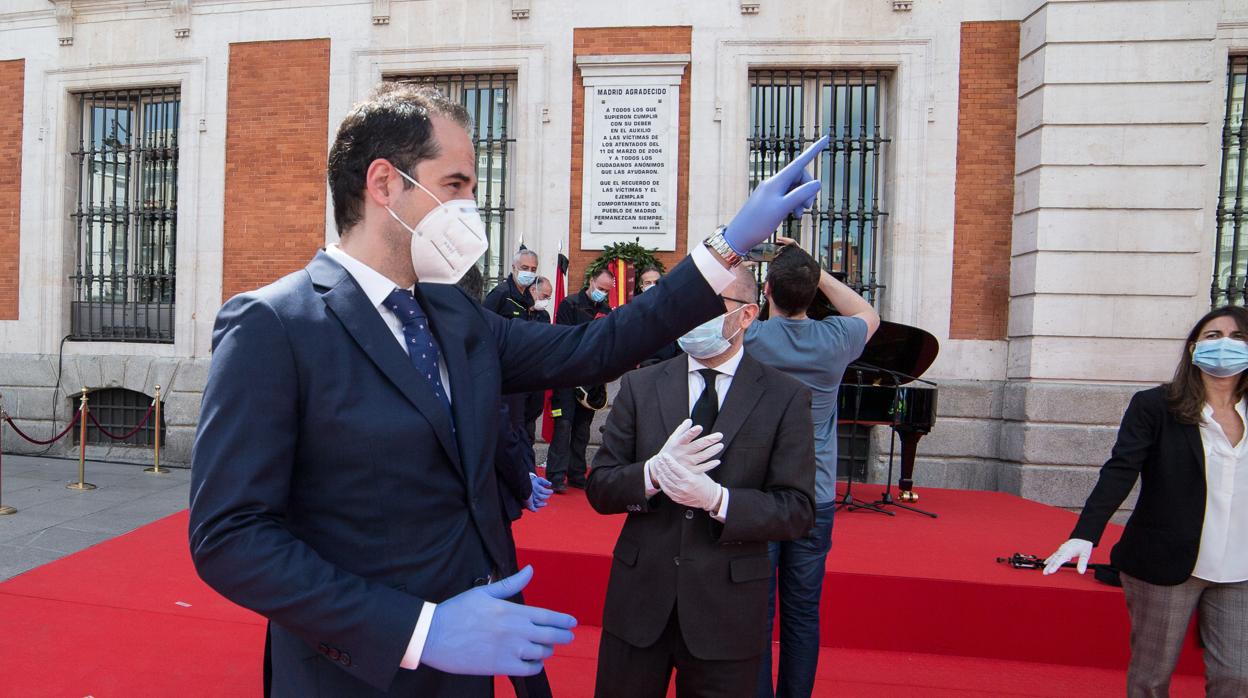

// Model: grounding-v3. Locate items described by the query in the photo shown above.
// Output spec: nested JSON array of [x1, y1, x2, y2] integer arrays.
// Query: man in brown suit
[[586, 266, 816, 698]]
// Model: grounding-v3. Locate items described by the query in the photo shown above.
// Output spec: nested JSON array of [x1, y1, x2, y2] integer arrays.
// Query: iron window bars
[[748, 69, 889, 305], [71, 387, 163, 447], [1215, 56, 1248, 307], [384, 73, 517, 289], [70, 87, 180, 342]]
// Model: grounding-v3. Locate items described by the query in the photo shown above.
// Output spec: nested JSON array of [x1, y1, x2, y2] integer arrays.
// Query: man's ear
[[364, 159, 400, 208]]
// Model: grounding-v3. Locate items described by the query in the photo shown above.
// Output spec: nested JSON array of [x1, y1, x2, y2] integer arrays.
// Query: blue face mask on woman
[[1192, 337, 1248, 378]]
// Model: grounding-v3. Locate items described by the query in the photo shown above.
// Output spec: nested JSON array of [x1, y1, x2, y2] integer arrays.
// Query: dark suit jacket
[[188, 250, 724, 696], [494, 402, 535, 524], [586, 352, 816, 661], [1071, 385, 1210, 586]]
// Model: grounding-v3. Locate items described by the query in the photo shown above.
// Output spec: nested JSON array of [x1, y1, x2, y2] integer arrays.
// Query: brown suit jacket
[[586, 351, 816, 661]]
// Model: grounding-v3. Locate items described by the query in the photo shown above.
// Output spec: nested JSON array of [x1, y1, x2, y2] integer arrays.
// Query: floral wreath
[[583, 241, 667, 288]]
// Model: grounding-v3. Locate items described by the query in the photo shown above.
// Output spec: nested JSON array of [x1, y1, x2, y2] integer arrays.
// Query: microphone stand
[[846, 361, 938, 518], [836, 368, 891, 516]]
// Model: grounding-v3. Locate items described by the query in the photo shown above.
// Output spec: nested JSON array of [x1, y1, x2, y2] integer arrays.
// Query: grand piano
[[837, 320, 939, 504]]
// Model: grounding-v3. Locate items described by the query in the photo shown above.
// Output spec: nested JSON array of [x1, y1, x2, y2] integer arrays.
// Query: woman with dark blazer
[[1044, 306, 1248, 697]]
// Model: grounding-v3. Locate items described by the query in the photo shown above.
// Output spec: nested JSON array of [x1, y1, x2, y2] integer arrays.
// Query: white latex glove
[[1042, 538, 1093, 575], [646, 419, 724, 489], [650, 452, 723, 511], [660, 419, 724, 466]]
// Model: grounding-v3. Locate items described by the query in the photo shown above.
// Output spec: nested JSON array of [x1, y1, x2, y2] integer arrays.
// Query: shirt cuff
[[643, 460, 661, 498], [691, 242, 736, 295], [710, 486, 729, 522], [399, 601, 438, 670]]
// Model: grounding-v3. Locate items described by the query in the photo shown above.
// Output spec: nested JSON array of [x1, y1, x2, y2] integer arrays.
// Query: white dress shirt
[[325, 241, 737, 670], [324, 244, 452, 402], [641, 346, 743, 522], [1193, 400, 1248, 583]]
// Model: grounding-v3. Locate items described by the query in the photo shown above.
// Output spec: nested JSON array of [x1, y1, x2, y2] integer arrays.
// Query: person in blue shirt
[[745, 238, 879, 698]]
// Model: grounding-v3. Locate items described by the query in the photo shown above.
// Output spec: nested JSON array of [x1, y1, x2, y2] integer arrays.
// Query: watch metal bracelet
[[704, 227, 743, 268]]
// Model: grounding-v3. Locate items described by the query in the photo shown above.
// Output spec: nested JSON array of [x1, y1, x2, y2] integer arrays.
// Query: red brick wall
[[949, 21, 1019, 340], [569, 27, 692, 288], [222, 39, 330, 301], [0, 59, 24, 320]]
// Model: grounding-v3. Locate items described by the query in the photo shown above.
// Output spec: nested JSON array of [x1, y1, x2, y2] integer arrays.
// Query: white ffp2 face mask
[[385, 168, 488, 284]]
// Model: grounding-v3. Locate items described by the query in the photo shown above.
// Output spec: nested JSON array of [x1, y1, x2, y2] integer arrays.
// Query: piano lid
[[851, 320, 940, 384]]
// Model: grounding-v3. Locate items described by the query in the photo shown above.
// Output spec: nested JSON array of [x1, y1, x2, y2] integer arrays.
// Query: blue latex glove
[[723, 136, 830, 254], [526, 473, 553, 512], [421, 565, 577, 676]]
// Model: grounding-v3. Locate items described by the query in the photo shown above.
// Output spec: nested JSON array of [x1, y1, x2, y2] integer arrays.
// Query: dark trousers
[[756, 501, 835, 698], [546, 397, 593, 487], [524, 391, 546, 445], [595, 609, 763, 698]]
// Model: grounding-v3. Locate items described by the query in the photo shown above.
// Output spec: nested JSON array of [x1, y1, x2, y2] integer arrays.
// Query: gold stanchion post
[[144, 385, 168, 474], [67, 386, 96, 491], [0, 393, 15, 515]]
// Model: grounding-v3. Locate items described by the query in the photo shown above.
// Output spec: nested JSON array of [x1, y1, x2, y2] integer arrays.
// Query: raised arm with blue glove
[[420, 565, 576, 677], [721, 136, 829, 254]]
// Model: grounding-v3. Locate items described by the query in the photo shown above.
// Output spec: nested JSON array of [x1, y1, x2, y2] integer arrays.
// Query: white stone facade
[[0, 0, 1244, 510]]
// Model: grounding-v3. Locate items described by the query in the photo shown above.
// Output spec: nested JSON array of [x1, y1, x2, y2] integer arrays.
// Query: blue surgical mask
[[677, 306, 747, 359], [515, 270, 537, 287], [1192, 337, 1248, 378], [590, 288, 608, 304]]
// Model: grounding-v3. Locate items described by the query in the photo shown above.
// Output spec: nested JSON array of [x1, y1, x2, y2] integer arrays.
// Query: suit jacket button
[[340, 652, 352, 666], [685, 510, 694, 520], [673, 556, 680, 566]]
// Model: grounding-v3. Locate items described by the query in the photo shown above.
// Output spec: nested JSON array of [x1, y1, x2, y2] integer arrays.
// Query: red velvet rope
[[3, 411, 81, 445], [85, 403, 156, 442]]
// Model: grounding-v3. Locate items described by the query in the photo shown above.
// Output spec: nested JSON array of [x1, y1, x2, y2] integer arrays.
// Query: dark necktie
[[691, 368, 720, 433], [384, 289, 452, 418]]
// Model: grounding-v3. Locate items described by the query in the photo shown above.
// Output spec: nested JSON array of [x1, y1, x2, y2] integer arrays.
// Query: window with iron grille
[[1214, 56, 1248, 307], [70, 87, 180, 342], [71, 388, 164, 447], [748, 69, 890, 304], [384, 73, 517, 289]]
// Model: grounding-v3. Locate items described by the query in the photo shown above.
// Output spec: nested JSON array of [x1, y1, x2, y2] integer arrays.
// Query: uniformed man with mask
[[547, 268, 615, 492], [483, 249, 540, 320]]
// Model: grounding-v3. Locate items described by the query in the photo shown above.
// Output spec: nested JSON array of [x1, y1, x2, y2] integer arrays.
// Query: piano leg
[[873, 428, 937, 518], [898, 430, 920, 502]]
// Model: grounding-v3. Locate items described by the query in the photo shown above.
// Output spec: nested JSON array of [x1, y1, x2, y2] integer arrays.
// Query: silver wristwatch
[[704, 226, 743, 268]]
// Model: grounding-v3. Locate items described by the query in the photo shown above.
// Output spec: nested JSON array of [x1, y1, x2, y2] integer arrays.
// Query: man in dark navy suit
[[188, 83, 828, 697]]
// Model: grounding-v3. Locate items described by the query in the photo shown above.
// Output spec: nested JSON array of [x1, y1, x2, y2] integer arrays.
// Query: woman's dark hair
[[327, 83, 471, 234], [765, 245, 821, 316], [1166, 305, 1248, 424]]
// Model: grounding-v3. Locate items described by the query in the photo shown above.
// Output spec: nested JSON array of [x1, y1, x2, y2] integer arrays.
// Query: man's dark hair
[[456, 264, 485, 302], [589, 268, 614, 287], [766, 245, 821, 316], [327, 83, 471, 233]]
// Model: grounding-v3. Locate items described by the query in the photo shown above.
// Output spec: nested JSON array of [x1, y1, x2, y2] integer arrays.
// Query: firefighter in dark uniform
[[547, 267, 614, 492]]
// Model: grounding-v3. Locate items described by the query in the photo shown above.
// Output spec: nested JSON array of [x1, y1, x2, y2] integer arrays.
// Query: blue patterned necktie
[[385, 289, 452, 418]]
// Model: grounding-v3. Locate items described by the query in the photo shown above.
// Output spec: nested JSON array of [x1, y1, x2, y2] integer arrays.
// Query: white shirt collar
[[688, 344, 745, 378], [1200, 398, 1248, 423], [324, 243, 413, 309]]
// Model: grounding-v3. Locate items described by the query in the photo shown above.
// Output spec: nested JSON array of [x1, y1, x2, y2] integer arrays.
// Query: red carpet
[[513, 484, 1204, 674], [0, 485, 1207, 696]]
